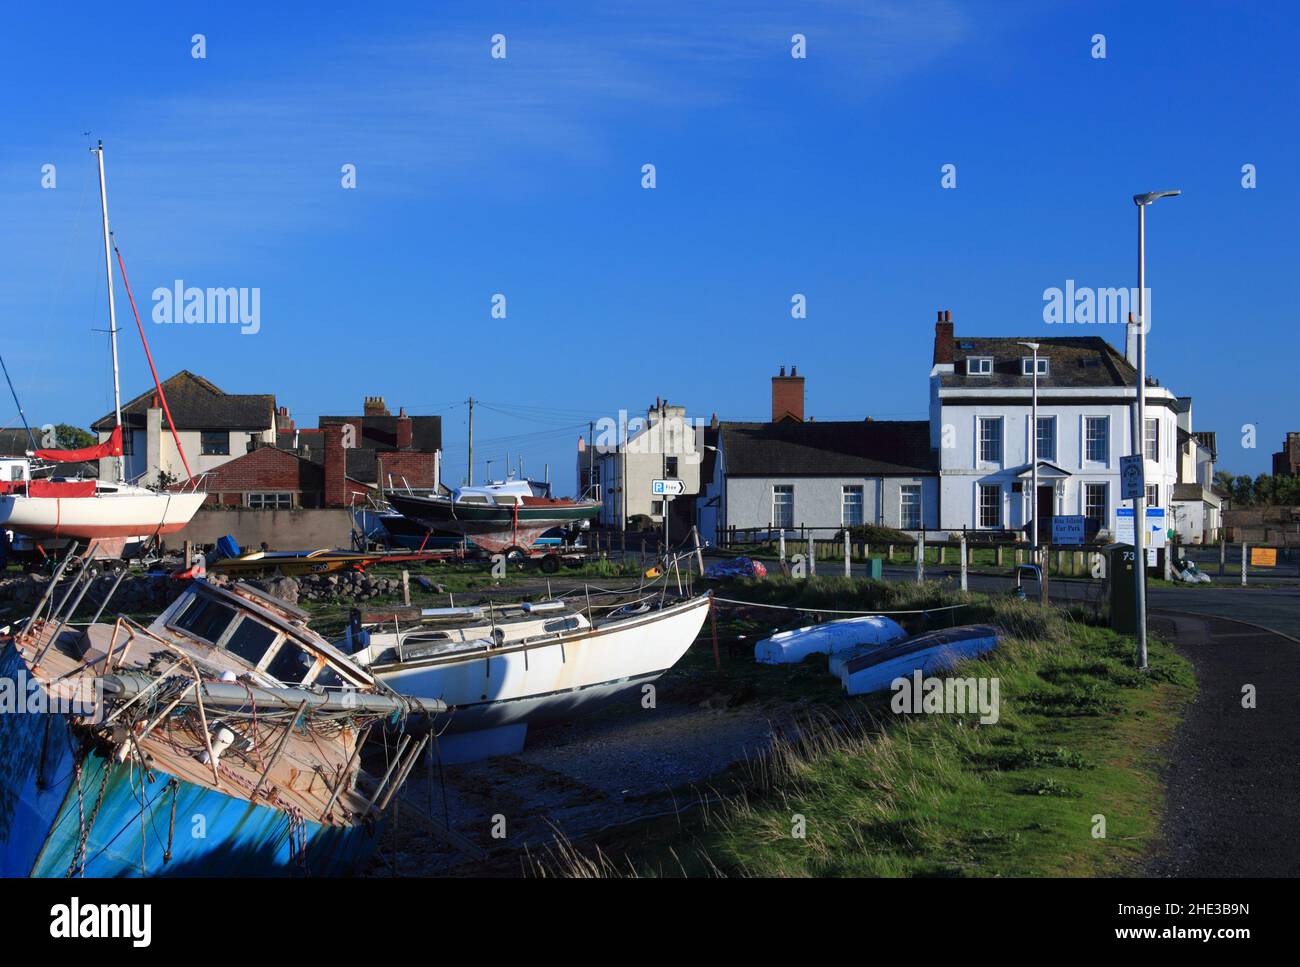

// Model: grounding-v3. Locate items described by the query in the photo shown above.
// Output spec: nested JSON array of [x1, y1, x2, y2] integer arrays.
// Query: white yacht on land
[[341, 590, 712, 762]]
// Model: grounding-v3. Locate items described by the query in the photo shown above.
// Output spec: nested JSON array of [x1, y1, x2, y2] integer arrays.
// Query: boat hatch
[[543, 616, 582, 633]]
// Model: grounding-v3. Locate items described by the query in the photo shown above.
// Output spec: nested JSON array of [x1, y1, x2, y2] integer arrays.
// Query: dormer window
[[1021, 357, 1049, 377], [966, 357, 993, 376]]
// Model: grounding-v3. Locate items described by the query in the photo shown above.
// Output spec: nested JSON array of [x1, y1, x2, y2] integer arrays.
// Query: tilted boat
[[0, 558, 441, 877], [836, 624, 1001, 696], [340, 587, 712, 762], [0, 143, 206, 550], [388, 480, 599, 555]]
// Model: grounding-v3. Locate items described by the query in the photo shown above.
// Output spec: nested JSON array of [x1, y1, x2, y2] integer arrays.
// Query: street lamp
[[1132, 189, 1180, 671], [1018, 341, 1041, 598]]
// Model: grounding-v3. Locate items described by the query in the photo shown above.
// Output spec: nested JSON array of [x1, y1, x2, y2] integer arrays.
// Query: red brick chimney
[[323, 422, 346, 507], [933, 309, 954, 365], [771, 365, 805, 423], [396, 407, 412, 449]]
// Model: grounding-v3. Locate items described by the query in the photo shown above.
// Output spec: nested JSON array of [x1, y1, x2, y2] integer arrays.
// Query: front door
[[1035, 485, 1055, 543]]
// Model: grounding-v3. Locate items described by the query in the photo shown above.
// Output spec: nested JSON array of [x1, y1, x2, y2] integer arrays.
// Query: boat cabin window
[[459, 495, 489, 504], [263, 642, 313, 685], [312, 664, 346, 689], [173, 596, 240, 645], [223, 617, 280, 668], [543, 617, 580, 633]]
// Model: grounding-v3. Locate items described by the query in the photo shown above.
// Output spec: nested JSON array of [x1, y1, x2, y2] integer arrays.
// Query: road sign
[[1117, 507, 1165, 547], [1120, 455, 1144, 500], [651, 479, 685, 496], [1052, 515, 1086, 545]]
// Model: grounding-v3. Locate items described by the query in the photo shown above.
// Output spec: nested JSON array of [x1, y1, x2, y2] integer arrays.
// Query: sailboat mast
[[95, 141, 124, 483]]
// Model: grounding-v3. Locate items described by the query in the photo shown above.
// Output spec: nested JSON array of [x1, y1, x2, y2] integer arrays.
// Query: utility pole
[[467, 397, 474, 486], [587, 420, 595, 502]]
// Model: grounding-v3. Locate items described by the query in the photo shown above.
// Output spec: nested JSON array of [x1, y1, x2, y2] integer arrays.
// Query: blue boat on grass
[[1, 558, 443, 877], [836, 624, 1002, 696]]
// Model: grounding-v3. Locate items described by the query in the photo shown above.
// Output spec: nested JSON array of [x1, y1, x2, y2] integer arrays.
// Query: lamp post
[[1018, 341, 1041, 598], [1132, 189, 1180, 671]]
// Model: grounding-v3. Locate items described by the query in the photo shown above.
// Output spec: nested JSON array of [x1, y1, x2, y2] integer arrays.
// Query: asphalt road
[[1145, 612, 1300, 877]]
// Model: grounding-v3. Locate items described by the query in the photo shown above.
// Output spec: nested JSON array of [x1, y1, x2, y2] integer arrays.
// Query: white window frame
[[899, 484, 922, 530], [1035, 415, 1056, 463], [978, 416, 1003, 465], [772, 484, 794, 529], [1083, 415, 1109, 466], [977, 483, 1002, 529], [967, 357, 993, 376], [1083, 482, 1108, 522], [841, 485, 864, 527], [247, 492, 293, 510], [1146, 484, 1160, 508], [1021, 357, 1050, 377], [1144, 417, 1160, 463]]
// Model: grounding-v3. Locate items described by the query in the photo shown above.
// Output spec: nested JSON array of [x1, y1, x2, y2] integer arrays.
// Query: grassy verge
[[536, 576, 1195, 877]]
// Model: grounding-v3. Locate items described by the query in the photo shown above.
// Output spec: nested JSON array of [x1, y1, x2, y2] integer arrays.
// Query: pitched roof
[[720, 420, 936, 476], [91, 371, 275, 432], [940, 336, 1136, 389]]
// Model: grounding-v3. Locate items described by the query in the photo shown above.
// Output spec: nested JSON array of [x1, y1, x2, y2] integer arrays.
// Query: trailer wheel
[[540, 554, 561, 574]]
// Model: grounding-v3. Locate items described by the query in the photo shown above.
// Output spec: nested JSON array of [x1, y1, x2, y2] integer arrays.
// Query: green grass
[[535, 576, 1195, 878]]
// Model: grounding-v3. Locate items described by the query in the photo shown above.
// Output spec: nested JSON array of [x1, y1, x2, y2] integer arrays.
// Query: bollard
[[1242, 542, 1248, 587], [960, 533, 968, 592], [915, 533, 925, 584], [843, 529, 851, 578]]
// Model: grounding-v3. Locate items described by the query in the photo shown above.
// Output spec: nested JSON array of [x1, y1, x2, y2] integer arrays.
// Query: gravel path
[[1147, 612, 1300, 877]]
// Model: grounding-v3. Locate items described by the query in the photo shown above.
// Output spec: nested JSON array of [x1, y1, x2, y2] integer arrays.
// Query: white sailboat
[[341, 591, 713, 762], [0, 142, 205, 547]]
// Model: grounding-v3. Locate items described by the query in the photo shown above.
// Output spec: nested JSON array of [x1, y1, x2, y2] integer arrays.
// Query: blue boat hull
[[1, 643, 380, 877], [838, 624, 1001, 696]]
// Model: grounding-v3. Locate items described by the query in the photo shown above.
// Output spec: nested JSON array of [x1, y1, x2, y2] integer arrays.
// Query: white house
[[578, 400, 704, 530], [929, 310, 1182, 540], [697, 368, 939, 545], [91, 370, 277, 486], [1169, 398, 1220, 543]]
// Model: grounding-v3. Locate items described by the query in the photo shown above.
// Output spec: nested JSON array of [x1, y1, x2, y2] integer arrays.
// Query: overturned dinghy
[[837, 624, 1001, 696], [755, 614, 906, 665]]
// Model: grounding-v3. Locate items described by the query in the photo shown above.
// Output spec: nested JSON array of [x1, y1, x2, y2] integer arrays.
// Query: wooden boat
[[341, 589, 711, 762], [836, 624, 1001, 696], [0, 562, 441, 877], [389, 480, 598, 555], [211, 547, 390, 577]]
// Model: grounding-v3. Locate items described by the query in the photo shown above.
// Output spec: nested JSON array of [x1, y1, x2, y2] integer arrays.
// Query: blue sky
[[1, 0, 1295, 486]]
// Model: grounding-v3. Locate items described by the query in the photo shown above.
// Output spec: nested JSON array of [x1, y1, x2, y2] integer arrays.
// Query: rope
[[710, 595, 970, 617], [113, 244, 195, 481]]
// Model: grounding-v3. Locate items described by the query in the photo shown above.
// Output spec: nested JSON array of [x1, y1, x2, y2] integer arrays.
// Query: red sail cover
[[34, 426, 122, 462], [28, 480, 97, 498]]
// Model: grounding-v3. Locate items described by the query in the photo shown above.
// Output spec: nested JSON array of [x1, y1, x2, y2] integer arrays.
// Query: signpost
[[651, 479, 685, 553], [1120, 455, 1144, 501]]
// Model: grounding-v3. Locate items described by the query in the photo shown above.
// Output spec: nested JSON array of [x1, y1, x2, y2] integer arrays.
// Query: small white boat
[[837, 624, 1001, 696], [755, 614, 906, 665], [343, 592, 712, 761]]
